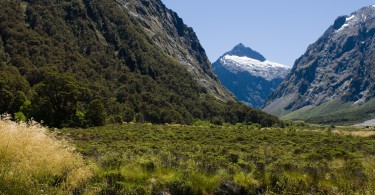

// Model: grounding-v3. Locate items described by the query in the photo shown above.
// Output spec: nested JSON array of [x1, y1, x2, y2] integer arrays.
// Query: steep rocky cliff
[[116, 0, 233, 100], [264, 5, 375, 124]]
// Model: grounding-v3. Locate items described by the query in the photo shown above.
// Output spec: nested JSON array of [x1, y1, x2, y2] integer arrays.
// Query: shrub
[[211, 116, 223, 126], [86, 99, 106, 126], [135, 113, 144, 123], [193, 119, 212, 126], [123, 107, 134, 123], [14, 111, 26, 122], [114, 115, 123, 124], [73, 111, 87, 127]]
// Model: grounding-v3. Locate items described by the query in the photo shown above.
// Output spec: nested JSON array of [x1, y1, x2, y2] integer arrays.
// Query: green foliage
[[135, 113, 145, 123], [14, 111, 26, 122], [113, 115, 123, 124], [19, 100, 32, 119], [0, 64, 30, 115], [123, 107, 134, 123], [32, 72, 87, 127], [61, 124, 375, 194], [193, 119, 212, 126], [211, 116, 223, 126], [86, 99, 106, 126], [73, 111, 87, 127]]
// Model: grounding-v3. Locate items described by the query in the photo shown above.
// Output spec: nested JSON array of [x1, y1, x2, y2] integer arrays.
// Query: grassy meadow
[[1, 118, 375, 194], [282, 99, 375, 125]]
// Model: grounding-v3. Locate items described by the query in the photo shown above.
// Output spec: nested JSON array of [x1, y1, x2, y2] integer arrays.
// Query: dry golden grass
[[333, 130, 375, 137], [0, 115, 95, 194]]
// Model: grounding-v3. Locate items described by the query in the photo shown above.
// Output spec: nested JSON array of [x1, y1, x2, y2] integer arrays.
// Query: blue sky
[[162, 0, 375, 66]]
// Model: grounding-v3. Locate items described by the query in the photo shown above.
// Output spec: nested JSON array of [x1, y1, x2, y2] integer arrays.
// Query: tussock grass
[[0, 116, 95, 194]]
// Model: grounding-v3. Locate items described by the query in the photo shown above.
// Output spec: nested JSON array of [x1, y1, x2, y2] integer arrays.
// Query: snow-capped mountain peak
[[212, 44, 291, 108], [220, 55, 290, 81], [226, 43, 266, 62]]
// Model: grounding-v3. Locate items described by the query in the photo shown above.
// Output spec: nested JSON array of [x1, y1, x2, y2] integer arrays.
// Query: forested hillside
[[0, 0, 280, 127]]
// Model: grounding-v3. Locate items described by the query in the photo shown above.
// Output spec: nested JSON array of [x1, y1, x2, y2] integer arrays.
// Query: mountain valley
[[1, 1, 375, 194]]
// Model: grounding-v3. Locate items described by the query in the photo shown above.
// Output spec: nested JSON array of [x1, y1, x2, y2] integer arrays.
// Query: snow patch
[[337, 15, 356, 32], [354, 90, 369, 105], [339, 24, 349, 30], [346, 15, 355, 22], [354, 118, 375, 126], [220, 55, 291, 81]]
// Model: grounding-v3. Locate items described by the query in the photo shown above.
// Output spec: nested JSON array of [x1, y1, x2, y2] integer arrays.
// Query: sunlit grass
[[0, 116, 95, 194]]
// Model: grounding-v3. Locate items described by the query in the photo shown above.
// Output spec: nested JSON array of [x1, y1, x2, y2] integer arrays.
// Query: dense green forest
[[0, 0, 280, 127]]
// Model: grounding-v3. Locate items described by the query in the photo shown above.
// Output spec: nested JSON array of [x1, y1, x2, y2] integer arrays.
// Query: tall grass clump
[[0, 116, 95, 194]]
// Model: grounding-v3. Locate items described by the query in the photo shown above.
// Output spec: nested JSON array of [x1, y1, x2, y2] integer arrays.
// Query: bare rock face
[[115, 0, 234, 101], [264, 5, 375, 114]]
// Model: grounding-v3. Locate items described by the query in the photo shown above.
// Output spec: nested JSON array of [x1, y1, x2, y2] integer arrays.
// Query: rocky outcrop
[[115, 0, 234, 101], [264, 5, 375, 114]]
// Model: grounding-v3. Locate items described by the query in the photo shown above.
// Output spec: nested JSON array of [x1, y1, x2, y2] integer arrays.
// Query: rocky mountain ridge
[[115, 0, 233, 100], [263, 5, 375, 124]]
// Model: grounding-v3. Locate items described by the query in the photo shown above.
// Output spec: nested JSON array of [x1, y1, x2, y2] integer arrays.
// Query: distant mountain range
[[263, 5, 375, 125], [212, 44, 290, 108]]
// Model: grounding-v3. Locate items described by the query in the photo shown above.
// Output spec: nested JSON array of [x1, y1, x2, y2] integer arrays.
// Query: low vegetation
[[0, 116, 95, 194], [57, 122, 375, 194], [1, 116, 374, 194]]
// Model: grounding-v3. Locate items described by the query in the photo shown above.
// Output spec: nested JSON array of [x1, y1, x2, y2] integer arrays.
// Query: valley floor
[[58, 123, 375, 194]]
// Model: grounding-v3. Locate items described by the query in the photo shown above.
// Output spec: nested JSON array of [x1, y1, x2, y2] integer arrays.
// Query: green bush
[[123, 107, 135, 123], [86, 99, 106, 126], [14, 111, 26, 122], [211, 116, 223, 126]]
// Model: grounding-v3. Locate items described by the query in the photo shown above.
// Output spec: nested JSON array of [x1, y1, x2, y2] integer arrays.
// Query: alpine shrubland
[[60, 122, 375, 194]]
